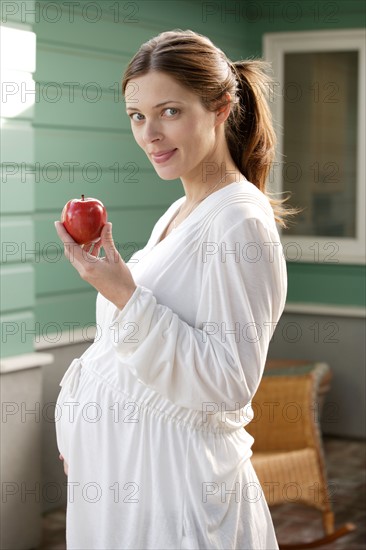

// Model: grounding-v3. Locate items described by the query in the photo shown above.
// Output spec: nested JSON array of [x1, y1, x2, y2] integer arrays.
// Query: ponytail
[[226, 59, 301, 228], [228, 60, 275, 191]]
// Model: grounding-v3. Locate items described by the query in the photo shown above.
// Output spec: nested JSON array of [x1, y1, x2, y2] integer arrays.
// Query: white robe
[[55, 179, 287, 549]]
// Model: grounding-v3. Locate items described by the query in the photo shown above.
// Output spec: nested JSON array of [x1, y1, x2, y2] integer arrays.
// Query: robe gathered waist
[[75, 360, 253, 438]]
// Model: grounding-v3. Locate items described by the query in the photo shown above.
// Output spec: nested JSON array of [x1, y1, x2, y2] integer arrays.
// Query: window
[[264, 29, 365, 264]]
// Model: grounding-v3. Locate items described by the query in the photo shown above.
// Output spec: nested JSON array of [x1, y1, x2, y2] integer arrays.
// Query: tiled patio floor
[[38, 436, 365, 549]]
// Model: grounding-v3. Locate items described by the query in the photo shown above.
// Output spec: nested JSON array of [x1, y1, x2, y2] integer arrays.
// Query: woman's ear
[[215, 92, 232, 126]]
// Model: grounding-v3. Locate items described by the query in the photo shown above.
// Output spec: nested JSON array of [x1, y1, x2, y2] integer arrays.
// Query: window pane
[[283, 51, 358, 237]]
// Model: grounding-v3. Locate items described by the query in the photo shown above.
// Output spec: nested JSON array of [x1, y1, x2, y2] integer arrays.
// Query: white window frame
[[264, 29, 366, 265]]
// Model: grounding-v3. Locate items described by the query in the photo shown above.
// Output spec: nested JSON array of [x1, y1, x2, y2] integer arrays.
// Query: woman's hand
[[54, 221, 137, 311], [59, 454, 68, 476]]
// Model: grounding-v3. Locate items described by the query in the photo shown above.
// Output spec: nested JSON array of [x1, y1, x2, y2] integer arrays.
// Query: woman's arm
[[109, 217, 287, 411]]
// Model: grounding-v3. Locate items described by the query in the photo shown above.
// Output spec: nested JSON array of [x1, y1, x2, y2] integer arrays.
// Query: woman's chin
[[154, 170, 181, 181]]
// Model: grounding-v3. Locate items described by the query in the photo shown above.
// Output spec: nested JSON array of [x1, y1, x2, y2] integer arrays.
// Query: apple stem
[[81, 194, 84, 201]]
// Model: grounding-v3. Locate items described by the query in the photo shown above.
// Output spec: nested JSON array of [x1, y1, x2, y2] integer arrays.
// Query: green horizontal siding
[[287, 263, 366, 307], [34, 9, 156, 53], [35, 44, 129, 88], [35, 128, 151, 169], [35, 254, 92, 295], [0, 265, 35, 312], [0, 218, 34, 264], [35, 84, 125, 131], [0, 175, 35, 214], [1, 121, 34, 165], [35, 291, 97, 336], [0, 312, 35, 358], [34, 2, 244, 56], [34, 173, 182, 210]]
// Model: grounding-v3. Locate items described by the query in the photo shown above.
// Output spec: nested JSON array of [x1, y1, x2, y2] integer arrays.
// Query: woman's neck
[[181, 168, 244, 207]]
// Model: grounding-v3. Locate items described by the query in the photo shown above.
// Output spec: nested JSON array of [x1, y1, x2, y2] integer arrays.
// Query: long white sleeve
[[109, 215, 287, 411]]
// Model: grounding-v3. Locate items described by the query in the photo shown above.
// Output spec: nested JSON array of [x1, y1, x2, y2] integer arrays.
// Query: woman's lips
[[151, 149, 177, 164]]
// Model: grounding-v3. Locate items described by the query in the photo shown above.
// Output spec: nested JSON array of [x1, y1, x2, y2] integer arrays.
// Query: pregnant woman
[[54, 29, 296, 550]]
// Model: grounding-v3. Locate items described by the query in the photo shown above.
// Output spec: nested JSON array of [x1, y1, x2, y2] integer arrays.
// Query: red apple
[[61, 195, 108, 245]]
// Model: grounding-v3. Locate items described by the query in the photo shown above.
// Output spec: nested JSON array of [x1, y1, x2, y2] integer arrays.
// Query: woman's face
[[125, 71, 221, 181]]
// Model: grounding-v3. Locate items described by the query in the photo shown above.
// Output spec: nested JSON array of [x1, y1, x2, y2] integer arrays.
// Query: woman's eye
[[164, 107, 179, 116], [129, 108, 179, 122], [129, 113, 144, 122]]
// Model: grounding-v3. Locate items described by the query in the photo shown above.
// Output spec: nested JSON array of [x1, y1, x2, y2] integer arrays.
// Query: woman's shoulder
[[202, 180, 277, 236]]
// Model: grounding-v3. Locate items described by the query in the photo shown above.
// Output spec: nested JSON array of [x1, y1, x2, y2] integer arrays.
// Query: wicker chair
[[247, 359, 356, 548]]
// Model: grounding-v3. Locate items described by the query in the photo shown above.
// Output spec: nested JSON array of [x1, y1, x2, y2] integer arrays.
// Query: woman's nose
[[143, 121, 163, 143]]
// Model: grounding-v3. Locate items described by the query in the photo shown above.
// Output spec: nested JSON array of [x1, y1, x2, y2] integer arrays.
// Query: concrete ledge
[[285, 302, 366, 318], [0, 352, 54, 374]]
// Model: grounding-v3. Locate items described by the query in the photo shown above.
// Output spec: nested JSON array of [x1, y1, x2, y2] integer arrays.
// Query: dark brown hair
[[122, 29, 300, 228]]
